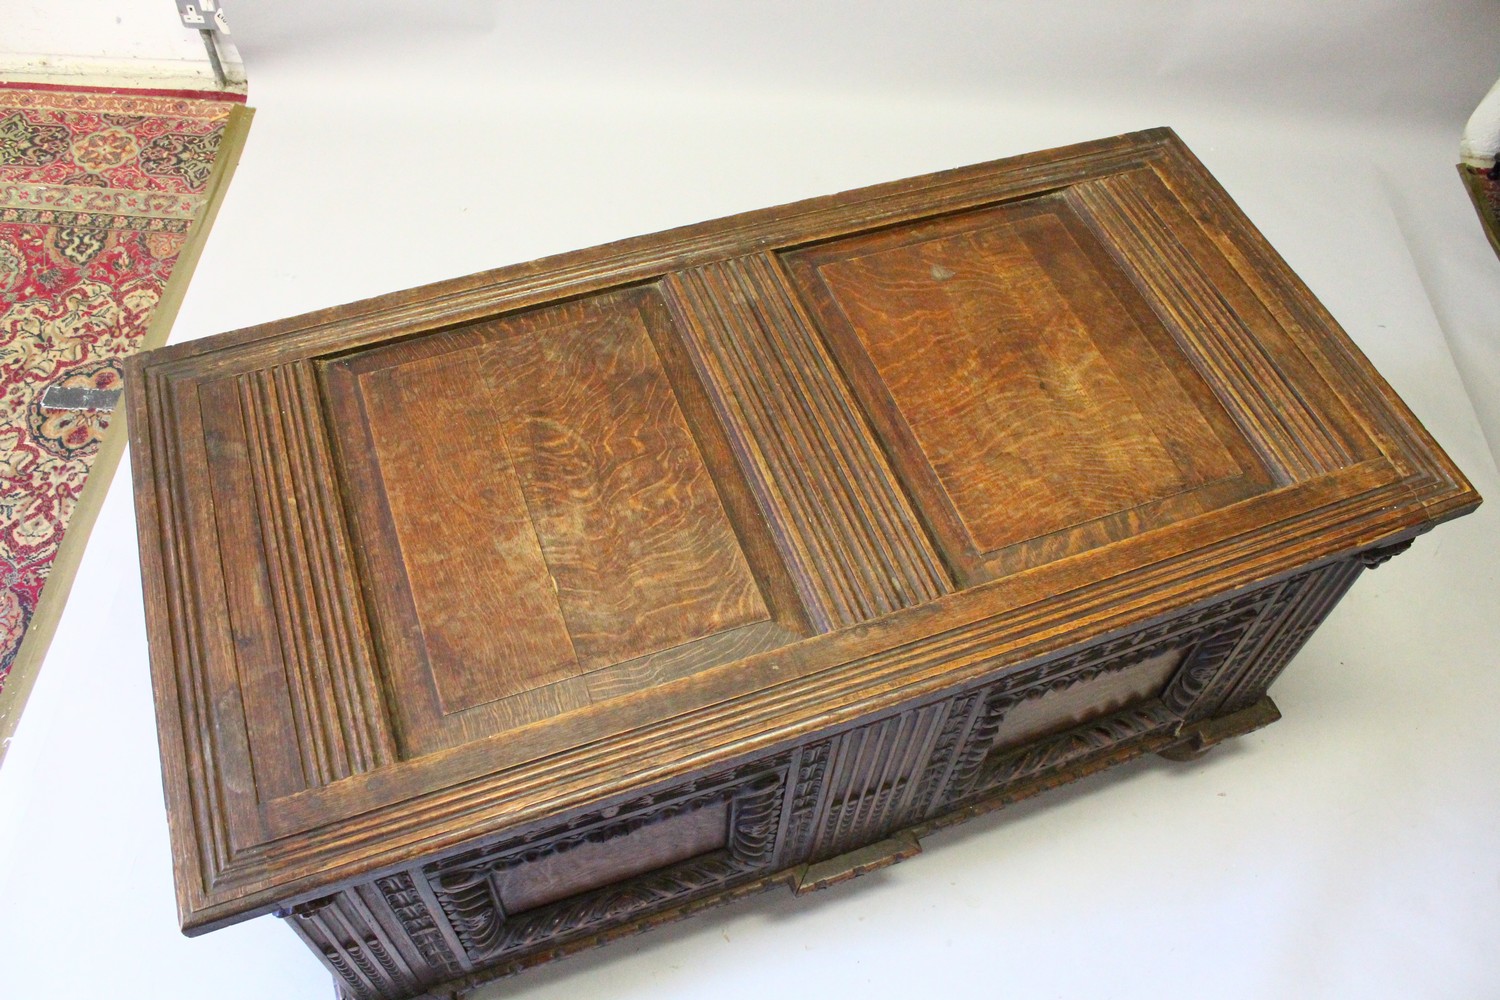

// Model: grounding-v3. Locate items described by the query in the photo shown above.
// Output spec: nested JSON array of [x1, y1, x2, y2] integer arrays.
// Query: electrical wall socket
[[178, 1, 231, 34]]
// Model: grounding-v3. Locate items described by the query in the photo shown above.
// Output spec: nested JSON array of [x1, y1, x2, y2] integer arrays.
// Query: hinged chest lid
[[127, 128, 1478, 932]]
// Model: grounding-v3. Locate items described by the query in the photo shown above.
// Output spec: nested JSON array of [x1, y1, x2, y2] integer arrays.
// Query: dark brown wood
[[126, 128, 1479, 999]]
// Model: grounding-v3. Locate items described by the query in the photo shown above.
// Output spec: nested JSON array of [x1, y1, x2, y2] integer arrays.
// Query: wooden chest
[[126, 128, 1478, 999]]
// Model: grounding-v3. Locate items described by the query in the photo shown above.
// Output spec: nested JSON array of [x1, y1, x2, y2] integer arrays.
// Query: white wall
[[1, 0, 243, 90]]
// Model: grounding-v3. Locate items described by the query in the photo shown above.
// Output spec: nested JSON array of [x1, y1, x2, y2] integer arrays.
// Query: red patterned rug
[[0, 83, 247, 699]]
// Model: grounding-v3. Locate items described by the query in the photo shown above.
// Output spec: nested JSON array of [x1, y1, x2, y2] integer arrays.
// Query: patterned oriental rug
[[0, 83, 250, 748]]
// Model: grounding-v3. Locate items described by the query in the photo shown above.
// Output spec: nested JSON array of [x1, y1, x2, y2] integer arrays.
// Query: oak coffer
[[127, 128, 1479, 998]]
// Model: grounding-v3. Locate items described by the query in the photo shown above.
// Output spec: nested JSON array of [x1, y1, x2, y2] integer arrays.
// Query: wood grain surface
[[126, 128, 1478, 995], [324, 286, 784, 755], [361, 346, 581, 713], [785, 194, 1272, 581], [469, 289, 769, 673]]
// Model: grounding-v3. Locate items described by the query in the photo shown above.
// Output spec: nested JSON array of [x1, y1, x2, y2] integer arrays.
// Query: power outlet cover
[[178, 1, 231, 34]]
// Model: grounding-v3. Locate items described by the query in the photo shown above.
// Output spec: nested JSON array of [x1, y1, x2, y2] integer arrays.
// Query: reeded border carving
[[282, 890, 422, 1000], [374, 872, 463, 980], [780, 740, 833, 863]]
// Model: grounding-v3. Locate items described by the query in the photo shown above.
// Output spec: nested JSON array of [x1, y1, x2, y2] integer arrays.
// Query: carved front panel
[[420, 755, 790, 970], [940, 577, 1288, 806], [284, 562, 1371, 1000], [773, 570, 1341, 865]]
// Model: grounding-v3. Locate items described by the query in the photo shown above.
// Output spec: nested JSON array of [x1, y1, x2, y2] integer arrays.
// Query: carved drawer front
[[418, 755, 790, 975], [288, 758, 794, 998], [938, 561, 1362, 806]]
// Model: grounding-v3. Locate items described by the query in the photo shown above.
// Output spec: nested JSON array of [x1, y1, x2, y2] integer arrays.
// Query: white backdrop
[[0, 0, 242, 90], [2, 5, 1498, 999]]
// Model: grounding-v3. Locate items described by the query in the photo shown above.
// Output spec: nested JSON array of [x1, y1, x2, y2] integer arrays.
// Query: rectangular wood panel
[[473, 290, 770, 671], [325, 284, 784, 755], [493, 801, 729, 913], [786, 193, 1273, 579], [988, 647, 1183, 750], [361, 349, 581, 713]]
